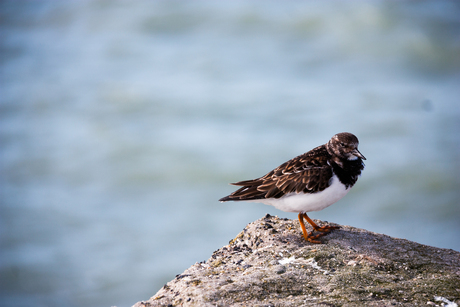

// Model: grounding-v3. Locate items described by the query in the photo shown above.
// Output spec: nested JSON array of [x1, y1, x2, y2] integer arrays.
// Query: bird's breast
[[248, 174, 350, 213]]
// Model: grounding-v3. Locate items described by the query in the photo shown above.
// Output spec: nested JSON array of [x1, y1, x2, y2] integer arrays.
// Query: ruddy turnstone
[[219, 132, 366, 243]]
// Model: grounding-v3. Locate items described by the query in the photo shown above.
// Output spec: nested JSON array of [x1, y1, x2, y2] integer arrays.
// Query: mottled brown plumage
[[220, 146, 332, 201]]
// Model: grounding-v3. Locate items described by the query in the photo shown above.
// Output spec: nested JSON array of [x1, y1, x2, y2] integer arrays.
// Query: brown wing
[[219, 145, 333, 201]]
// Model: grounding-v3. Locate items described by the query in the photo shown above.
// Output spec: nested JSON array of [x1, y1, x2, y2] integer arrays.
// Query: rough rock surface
[[133, 214, 460, 307]]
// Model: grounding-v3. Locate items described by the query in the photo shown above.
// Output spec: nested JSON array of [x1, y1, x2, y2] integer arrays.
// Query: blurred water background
[[1, 1, 459, 306]]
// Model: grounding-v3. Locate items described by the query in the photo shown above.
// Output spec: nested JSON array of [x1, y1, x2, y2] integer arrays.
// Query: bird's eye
[[340, 142, 345, 147]]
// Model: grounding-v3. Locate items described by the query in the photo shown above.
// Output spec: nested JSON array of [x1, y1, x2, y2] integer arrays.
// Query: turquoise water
[[1, 1, 459, 306]]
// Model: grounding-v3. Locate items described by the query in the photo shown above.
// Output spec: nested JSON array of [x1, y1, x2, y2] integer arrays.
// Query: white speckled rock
[[133, 214, 460, 307]]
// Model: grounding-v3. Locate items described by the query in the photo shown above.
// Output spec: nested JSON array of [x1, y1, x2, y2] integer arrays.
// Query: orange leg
[[298, 213, 340, 244]]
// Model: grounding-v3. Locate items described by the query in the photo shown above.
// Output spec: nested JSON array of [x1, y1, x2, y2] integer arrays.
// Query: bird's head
[[326, 132, 366, 161]]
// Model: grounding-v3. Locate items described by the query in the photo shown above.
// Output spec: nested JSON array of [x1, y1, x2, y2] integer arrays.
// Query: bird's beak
[[353, 149, 366, 160]]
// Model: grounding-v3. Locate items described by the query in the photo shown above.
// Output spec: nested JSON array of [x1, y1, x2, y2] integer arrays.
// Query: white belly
[[248, 174, 350, 213]]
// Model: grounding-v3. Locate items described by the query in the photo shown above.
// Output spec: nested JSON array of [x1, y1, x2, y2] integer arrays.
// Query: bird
[[219, 132, 366, 243]]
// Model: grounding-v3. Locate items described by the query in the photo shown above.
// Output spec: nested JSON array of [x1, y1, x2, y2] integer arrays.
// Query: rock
[[133, 214, 460, 307]]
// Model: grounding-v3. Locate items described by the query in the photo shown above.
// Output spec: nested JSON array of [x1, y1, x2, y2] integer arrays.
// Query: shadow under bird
[[219, 132, 366, 243]]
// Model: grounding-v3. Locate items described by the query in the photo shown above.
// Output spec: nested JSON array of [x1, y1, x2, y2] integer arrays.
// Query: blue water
[[1, 1, 459, 306]]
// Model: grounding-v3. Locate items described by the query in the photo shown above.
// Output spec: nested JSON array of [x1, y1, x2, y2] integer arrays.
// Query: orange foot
[[298, 212, 340, 244]]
